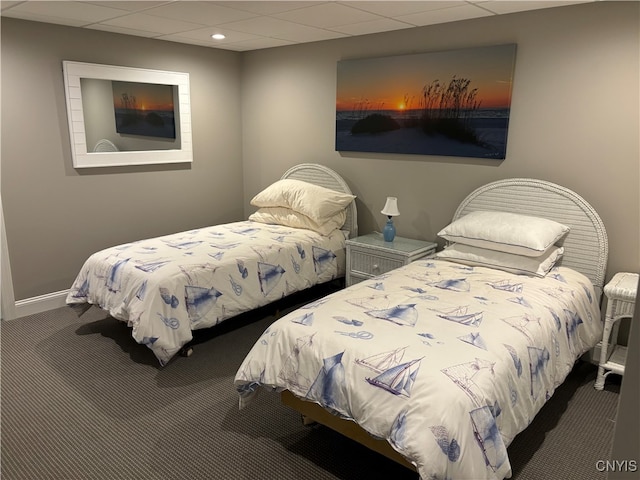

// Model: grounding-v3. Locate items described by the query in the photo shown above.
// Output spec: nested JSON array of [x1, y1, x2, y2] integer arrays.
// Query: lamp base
[[383, 218, 396, 242]]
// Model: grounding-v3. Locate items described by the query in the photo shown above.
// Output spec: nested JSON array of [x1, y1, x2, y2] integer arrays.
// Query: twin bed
[[234, 178, 608, 480], [66, 163, 357, 365], [67, 168, 608, 479]]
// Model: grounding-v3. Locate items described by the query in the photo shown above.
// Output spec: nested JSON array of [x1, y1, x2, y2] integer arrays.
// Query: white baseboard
[[14, 290, 69, 319]]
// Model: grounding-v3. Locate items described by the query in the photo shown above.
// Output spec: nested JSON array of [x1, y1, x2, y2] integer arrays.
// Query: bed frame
[[280, 177, 608, 471], [281, 163, 358, 239]]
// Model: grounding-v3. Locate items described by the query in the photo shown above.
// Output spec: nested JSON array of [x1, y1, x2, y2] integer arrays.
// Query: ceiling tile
[[217, 15, 318, 38], [100, 12, 205, 34], [142, 1, 259, 25], [161, 25, 260, 43], [329, 18, 415, 36], [397, 3, 495, 26], [215, 1, 325, 16], [86, 23, 161, 37], [85, 2, 173, 13], [274, 3, 382, 28], [151, 35, 224, 48], [7, 0, 130, 24], [219, 15, 348, 43], [222, 37, 295, 51], [1, 10, 89, 27], [346, 1, 466, 17], [275, 26, 348, 43], [0, 1, 25, 11]]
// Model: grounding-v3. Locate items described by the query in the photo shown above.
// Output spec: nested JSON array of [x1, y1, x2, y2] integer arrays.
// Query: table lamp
[[381, 196, 400, 242]]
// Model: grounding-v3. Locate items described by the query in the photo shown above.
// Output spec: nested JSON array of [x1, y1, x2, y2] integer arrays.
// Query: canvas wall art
[[336, 44, 517, 159], [112, 81, 176, 139]]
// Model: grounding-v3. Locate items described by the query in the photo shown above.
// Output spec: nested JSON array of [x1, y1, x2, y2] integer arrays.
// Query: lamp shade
[[381, 197, 400, 217]]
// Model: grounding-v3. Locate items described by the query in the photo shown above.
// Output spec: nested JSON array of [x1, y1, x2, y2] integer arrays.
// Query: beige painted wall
[[1, 18, 244, 300], [241, 1, 640, 282]]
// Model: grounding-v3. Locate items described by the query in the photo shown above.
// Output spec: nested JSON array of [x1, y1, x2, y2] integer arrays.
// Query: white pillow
[[435, 243, 564, 277], [249, 207, 346, 236], [250, 179, 355, 224], [437, 210, 569, 257]]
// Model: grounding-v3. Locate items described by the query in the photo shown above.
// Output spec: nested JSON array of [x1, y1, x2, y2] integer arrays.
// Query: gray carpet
[[1, 284, 621, 480]]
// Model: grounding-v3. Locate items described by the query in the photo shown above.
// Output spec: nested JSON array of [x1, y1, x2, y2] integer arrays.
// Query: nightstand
[[594, 272, 638, 390], [346, 233, 437, 287]]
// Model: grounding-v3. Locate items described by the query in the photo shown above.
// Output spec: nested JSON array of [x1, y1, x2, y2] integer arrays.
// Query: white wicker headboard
[[281, 163, 358, 239], [453, 178, 608, 301]]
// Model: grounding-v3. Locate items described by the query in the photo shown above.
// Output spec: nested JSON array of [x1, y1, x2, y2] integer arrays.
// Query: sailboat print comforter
[[66, 221, 347, 366], [235, 259, 602, 480]]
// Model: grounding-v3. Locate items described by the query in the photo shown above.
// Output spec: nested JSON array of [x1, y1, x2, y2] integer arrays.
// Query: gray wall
[[2, 2, 639, 302], [241, 1, 639, 282], [1, 18, 244, 300]]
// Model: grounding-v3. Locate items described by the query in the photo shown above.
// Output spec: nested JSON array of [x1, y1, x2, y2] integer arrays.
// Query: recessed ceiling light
[[211, 34, 226, 40]]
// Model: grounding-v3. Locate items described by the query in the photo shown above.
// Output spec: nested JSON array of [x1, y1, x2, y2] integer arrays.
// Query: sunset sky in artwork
[[112, 81, 175, 112], [336, 44, 516, 112]]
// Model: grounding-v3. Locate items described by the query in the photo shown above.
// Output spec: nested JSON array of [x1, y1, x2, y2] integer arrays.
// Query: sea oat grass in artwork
[[419, 77, 483, 145]]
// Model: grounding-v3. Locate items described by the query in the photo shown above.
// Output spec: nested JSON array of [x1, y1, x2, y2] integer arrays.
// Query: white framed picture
[[62, 61, 192, 168]]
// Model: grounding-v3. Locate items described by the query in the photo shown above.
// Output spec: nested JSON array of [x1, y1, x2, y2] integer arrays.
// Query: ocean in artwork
[[336, 107, 510, 159]]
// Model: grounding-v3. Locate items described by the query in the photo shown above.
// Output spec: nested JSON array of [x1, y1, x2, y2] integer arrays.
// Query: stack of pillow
[[435, 210, 570, 277], [249, 179, 356, 236]]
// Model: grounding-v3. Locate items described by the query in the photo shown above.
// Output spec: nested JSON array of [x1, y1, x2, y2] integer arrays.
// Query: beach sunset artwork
[[336, 44, 517, 159], [112, 81, 176, 139]]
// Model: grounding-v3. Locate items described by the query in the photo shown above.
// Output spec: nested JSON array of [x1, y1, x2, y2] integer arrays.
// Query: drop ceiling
[[1, 1, 597, 51]]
